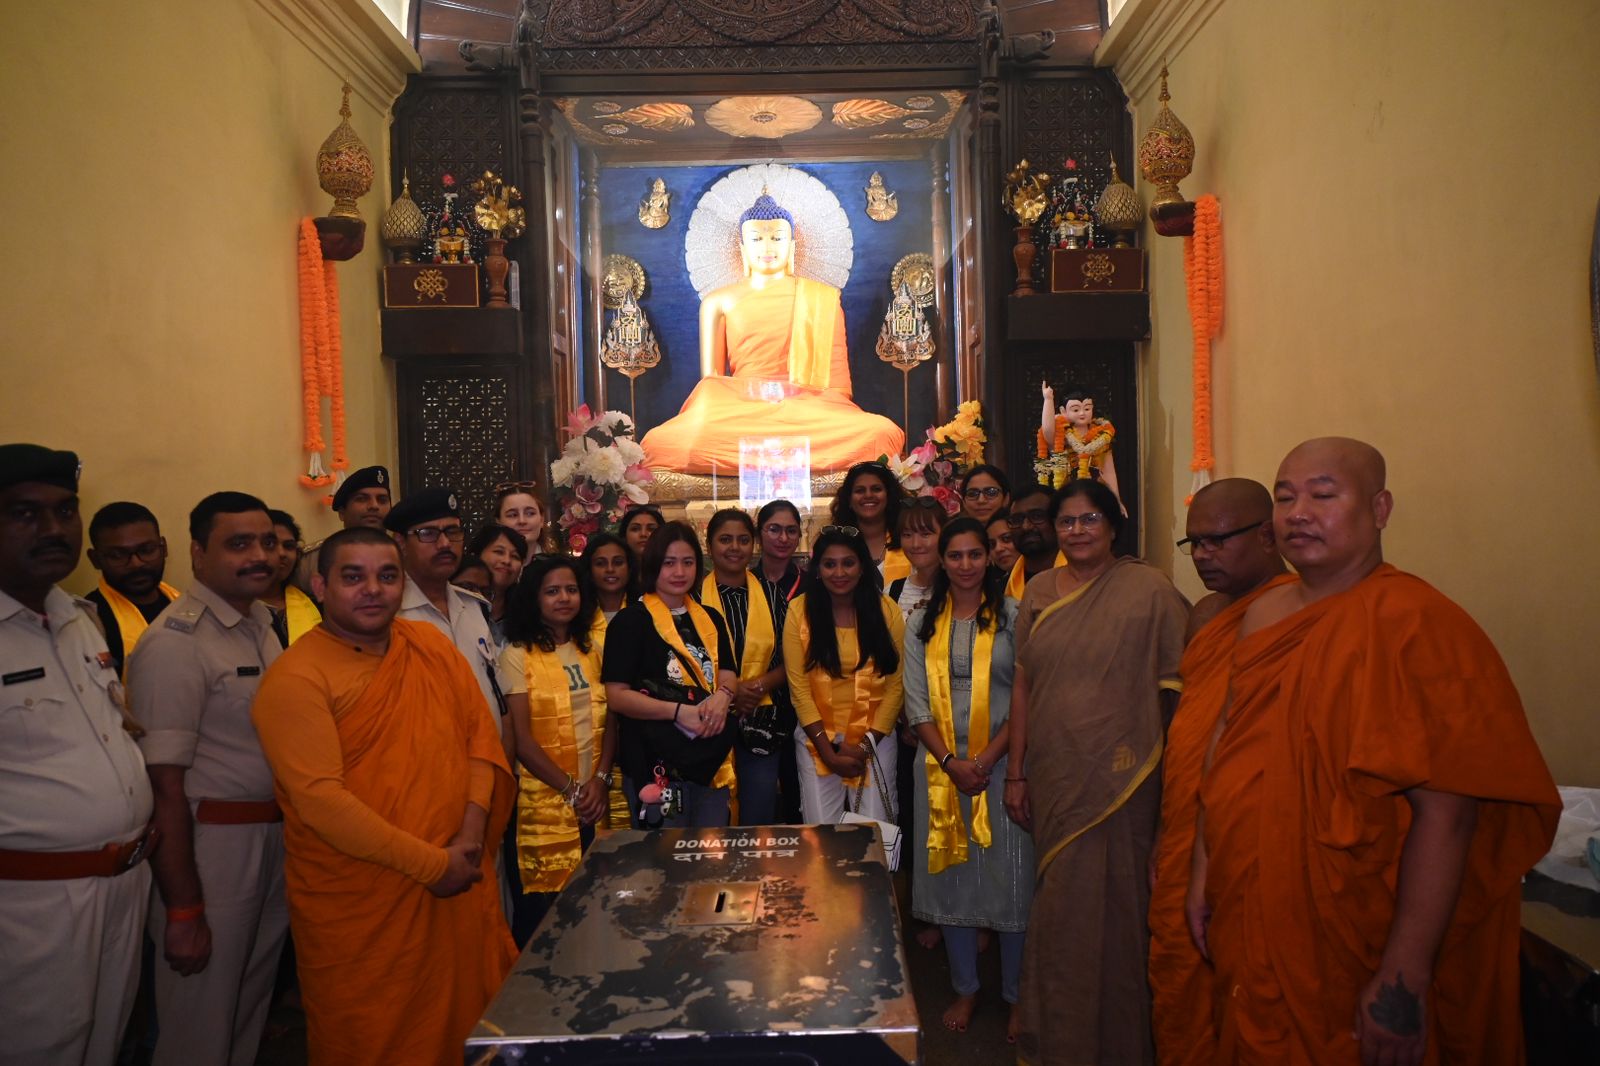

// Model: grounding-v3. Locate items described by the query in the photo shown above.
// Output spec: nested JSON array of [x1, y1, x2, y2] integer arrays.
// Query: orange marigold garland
[[1183, 194, 1223, 504], [295, 218, 348, 494]]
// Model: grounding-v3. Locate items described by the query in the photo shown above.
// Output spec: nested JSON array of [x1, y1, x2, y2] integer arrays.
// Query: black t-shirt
[[84, 588, 171, 674], [601, 601, 737, 787]]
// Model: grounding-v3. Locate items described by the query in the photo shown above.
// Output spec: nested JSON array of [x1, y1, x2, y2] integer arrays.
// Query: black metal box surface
[[466, 824, 919, 1064]]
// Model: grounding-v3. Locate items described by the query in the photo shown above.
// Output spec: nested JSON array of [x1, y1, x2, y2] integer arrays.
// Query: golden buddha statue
[[641, 193, 906, 474]]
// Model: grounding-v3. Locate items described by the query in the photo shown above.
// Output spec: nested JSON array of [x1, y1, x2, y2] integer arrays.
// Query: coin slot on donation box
[[676, 881, 762, 926]]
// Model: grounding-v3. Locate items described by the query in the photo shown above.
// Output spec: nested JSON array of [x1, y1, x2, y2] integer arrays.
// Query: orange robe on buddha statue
[[640, 275, 905, 474]]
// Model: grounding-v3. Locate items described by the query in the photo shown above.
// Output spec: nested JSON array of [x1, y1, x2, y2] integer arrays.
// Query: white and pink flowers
[[550, 405, 654, 553]]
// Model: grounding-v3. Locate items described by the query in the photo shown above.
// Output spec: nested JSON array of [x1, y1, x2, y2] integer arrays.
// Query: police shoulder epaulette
[[163, 602, 206, 634]]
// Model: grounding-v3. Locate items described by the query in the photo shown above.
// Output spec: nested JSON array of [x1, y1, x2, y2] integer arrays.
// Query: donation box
[[465, 824, 919, 1065]]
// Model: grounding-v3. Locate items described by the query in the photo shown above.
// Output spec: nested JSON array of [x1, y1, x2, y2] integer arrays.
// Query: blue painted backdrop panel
[[588, 160, 941, 458]]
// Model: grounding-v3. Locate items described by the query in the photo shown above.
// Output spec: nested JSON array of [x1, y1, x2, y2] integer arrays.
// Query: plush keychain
[[637, 763, 679, 827]]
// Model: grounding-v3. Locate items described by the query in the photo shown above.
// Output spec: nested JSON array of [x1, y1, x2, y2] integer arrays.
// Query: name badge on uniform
[[236, 666, 261, 677], [3, 667, 46, 686]]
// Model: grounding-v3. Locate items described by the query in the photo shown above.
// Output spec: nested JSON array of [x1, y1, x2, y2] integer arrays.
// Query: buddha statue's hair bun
[[739, 193, 795, 229]]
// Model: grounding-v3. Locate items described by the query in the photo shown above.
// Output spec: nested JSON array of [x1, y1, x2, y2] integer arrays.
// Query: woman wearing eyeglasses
[[903, 516, 1032, 1038], [1005, 480, 1188, 1065], [782, 526, 904, 825], [602, 521, 739, 829], [829, 461, 907, 586], [495, 482, 553, 557], [702, 509, 788, 825], [753, 500, 806, 823], [958, 464, 1011, 526], [496, 554, 614, 945]]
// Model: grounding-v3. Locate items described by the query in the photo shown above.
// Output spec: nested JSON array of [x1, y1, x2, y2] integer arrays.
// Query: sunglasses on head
[[819, 524, 861, 538], [495, 480, 539, 494]]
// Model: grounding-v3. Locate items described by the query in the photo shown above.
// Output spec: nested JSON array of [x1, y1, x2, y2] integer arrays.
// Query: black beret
[[331, 465, 390, 512], [0, 443, 81, 493], [382, 488, 460, 533]]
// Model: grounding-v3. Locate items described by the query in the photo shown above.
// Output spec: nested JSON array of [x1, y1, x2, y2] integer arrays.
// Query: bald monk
[[1187, 438, 1559, 1066], [1148, 479, 1288, 1066], [252, 527, 516, 1064]]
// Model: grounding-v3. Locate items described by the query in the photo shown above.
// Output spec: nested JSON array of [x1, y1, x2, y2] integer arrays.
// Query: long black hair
[[578, 531, 639, 601], [915, 517, 1008, 644], [829, 461, 905, 549], [504, 554, 593, 654], [638, 520, 703, 593], [801, 526, 899, 678], [466, 522, 529, 562]]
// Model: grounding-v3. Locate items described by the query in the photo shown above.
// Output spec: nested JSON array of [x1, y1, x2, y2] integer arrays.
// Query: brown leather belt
[[0, 827, 159, 880], [195, 799, 282, 825]]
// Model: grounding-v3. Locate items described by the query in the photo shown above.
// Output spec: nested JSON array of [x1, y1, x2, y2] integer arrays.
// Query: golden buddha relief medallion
[[601, 254, 646, 309], [890, 253, 937, 308]]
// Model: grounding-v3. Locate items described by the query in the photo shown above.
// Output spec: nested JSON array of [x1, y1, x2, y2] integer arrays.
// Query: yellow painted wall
[[0, 0, 404, 587], [1123, 0, 1600, 783]]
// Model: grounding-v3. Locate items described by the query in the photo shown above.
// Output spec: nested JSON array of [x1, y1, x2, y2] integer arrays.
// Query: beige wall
[[1118, 0, 1600, 784], [0, 0, 410, 588]]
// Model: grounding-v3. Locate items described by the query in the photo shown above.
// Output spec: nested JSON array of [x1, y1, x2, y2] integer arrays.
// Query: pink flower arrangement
[[550, 404, 652, 552]]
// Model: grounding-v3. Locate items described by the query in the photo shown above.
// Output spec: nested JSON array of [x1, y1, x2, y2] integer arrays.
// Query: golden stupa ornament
[[1093, 155, 1142, 248], [380, 171, 428, 263], [317, 85, 375, 221], [1136, 65, 1196, 217]]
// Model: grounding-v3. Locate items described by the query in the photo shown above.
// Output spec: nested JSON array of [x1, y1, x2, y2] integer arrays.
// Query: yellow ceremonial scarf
[[701, 572, 774, 707], [283, 585, 321, 645], [97, 577, 180, 674], [642, 593, 720, 690], [1006, 553, 1066, 599], [787, 276, 838, 390], [923, 601, 995, 873], [587, 608, 633, 831], [514, 642, 607, 893], [793, 594, 889, 781], [882, 548, 912, 585]]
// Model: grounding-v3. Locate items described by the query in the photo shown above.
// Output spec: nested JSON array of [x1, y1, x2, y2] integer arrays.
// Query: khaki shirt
[[398, 579, 501, 727], [128, 582, 281, 802], [0, 587, 153, 850]]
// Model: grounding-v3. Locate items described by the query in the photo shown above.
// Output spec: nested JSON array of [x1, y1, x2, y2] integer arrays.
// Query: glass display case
[[541, 89, 986, 505]]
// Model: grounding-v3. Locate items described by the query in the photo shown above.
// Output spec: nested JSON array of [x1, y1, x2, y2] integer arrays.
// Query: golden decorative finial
[[1137, 62, 1195, 214], [339, 84, 353, 119]]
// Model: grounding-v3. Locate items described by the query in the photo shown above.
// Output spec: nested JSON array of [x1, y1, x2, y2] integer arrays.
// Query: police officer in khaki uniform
[[0, 444, 156, 1066], [387, 488, 506, 739], [127, 491, 288, 1066], [291, 464, 390, 595]]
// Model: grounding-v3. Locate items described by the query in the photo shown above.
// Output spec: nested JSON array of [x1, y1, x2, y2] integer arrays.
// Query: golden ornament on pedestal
[[1093, 155, 1142, 248], [1003, 160, 1050, 296], [316, 85, 374, 222], [890, 253, 936, 308], [380, 172, 428, 263], [1137, 65, 1196, 224], [877, 281, 935, 431], [601, 289, 662, 420]]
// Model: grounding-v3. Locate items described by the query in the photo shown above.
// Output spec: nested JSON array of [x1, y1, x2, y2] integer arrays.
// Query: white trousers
[[147, 822, 289, 1066], [794, 727, 899, 824], [0, 863, 150, 1066]]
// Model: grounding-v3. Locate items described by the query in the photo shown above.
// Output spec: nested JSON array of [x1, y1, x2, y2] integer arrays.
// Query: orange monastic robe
[[640, 275, 904, 473], [1149, 574, 1295, 1066], [252, 621, 517, 1066], [1200, 565, 1558, 1065]]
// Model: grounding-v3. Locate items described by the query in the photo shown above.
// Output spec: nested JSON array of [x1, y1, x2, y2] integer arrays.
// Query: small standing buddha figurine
[[1036, 381, 1125, 514]]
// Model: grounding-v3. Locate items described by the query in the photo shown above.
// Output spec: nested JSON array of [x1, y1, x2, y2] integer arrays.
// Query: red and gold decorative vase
[[484, 238, 511, 308], [1012, 225, 1037, 296]]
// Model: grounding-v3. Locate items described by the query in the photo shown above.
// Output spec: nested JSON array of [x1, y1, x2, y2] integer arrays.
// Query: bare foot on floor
[[915, 924, 943, 950], [942, 993, 978, 1032], [1007, 1002, 1021, 1044]]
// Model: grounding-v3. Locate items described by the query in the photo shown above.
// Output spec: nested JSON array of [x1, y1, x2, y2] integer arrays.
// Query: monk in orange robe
[[1148, 479, 1287, 1066], [1188, 439, 1559, 1065], [640, 193, 904, 473], [252, 528, 516, 1065]]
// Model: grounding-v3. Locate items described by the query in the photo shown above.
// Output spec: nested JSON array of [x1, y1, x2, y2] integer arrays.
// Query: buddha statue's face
[[740, 218, 794, 278]]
